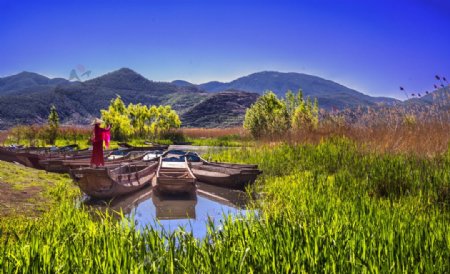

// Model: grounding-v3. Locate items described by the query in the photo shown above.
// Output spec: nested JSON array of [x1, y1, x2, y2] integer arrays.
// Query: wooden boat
[[151, 188, 197, 219], [70, 161, 159, 199], [0, 145, 94, 169], [40, 149, 149, 173], [0, 147, 50, 169], [0, 147, 23, 164], [119, 142, 169, 151], [155, 157, 196, 194], [194, 156, 258, 170], [190, 161, 261, 189], [39, 146, 154, 172]]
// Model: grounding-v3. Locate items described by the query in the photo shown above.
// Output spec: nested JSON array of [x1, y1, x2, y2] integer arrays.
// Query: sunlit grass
[[1, 138, 450, 272]]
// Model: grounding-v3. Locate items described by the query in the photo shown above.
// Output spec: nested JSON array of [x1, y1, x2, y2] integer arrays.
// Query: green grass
[[1, 138, 450, 272]]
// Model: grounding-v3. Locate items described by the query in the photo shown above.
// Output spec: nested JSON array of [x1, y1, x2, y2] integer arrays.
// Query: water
[[84, 145, 254, 238], [85, 182, 253, 239]]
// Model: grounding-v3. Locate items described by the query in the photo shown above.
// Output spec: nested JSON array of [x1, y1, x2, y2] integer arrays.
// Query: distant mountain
[[199, 71, 399, 109], [171, 80, 196, 88], [0, 68, 421, 129], [181, 91, 259, 128], [85, 68, 194, 94], [197, 81, 226, 92], [402, 86, 450, 110], [0, 68, 233, 129], [0, 71, 70, 95]]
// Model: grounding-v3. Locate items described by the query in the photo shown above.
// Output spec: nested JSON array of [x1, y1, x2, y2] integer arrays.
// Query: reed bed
[[0, 130, 8, 145], [1, 138, 450, 272], [266, 121, 450, 156], [179, 127, 246, 139]]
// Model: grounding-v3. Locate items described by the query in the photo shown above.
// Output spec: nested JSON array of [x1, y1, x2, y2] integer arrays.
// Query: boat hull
[[71, 162, 158, 199], [191, 162, 261, 189], [155, 159, 197, 195]]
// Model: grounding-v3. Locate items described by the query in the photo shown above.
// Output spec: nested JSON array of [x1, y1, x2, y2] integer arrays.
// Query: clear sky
[[1, 0, 449, 99]]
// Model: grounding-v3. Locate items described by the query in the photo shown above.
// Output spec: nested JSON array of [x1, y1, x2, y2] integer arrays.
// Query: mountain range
[[0, 68, 447, 129], [186, 71, 399, 109]]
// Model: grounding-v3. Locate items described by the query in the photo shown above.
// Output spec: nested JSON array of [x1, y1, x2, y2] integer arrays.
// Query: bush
[[244, 91, 290, 138], [244, 90, 319, 138]]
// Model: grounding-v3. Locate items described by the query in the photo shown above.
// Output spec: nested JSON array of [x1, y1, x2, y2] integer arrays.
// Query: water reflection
[[152, 190, 197, 220], [84, 182, 252, 238]]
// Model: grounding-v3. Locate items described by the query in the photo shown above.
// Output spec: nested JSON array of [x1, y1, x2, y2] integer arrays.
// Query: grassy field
[[1, 136, 450, 272]]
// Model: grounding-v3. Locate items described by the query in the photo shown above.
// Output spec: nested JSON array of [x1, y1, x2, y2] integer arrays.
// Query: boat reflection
[[152, 189, 197, 220], [196, 182, 250, 209], [82, 185, 153, 216], [83, 182, 254, 238]]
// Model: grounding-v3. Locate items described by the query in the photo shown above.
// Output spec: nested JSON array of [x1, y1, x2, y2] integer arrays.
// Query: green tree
[[285, 89, 304, 118], [148, 105, 181, 140], [244, 91, 290, 138], [101, 96, 132, 141], [47, 105, 59, 145], [128, 103, 150, 138], [100, 95, 182, 141], [291, 96, 319, 130], [244, 90, 319, 138]]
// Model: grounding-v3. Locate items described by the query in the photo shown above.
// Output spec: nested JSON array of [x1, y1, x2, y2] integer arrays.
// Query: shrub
[[244, 91, 290, 138]]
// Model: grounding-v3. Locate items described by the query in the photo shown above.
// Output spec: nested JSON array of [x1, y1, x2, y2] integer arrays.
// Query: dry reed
[[179, 127, 247, 139]]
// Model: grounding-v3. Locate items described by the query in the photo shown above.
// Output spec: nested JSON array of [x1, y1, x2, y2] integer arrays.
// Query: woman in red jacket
[[90, 118, 111, 167]]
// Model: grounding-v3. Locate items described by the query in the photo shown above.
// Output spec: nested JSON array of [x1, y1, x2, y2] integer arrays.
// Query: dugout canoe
[[70, 161, 159, 199]]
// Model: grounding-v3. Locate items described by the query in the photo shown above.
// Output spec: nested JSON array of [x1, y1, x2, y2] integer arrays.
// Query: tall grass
[[2, 138, 450, 272], [258, 121, 450, 156], [178, 127, 250, 147], [5, 125, 91, 147], [180, 127, 246, 139]]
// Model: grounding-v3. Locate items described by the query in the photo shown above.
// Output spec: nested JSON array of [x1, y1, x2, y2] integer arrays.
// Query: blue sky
[[1, 0, 449, 99]]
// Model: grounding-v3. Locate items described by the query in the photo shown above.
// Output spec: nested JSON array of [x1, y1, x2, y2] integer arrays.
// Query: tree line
[[244, 90, 319, 138], [100, 95, 181, 141], [5, 95, 182, 145]]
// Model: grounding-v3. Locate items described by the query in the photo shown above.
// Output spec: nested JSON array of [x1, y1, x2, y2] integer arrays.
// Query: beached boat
[[0, 147, 65, 169], [0, 147, 23, 164], [70, 161, 159, 199], [190, 161, 261, 189], [155, 157, 196, 194], [0, 145, 94, 169]]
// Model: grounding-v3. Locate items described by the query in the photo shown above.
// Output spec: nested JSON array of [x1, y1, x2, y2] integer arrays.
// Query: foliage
[[6, 125, 91, 147], [100, 95, 181, 141], [100, 96, 132, 141], [243, 91, 290, 138], [47, 105, 59, 145], [1, 139, 450, 272], [244, 90, 319, 138], [291, 95, 319, 130]]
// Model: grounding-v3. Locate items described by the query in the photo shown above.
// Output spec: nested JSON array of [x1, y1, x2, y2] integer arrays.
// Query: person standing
[[90, 118, 111, 167]]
